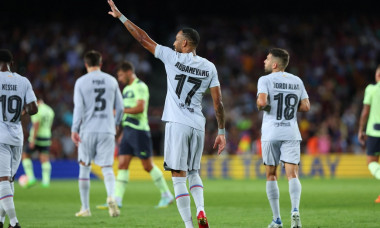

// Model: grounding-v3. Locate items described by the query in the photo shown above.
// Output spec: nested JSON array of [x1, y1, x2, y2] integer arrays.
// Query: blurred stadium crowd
[[1, 13, 379, 158]]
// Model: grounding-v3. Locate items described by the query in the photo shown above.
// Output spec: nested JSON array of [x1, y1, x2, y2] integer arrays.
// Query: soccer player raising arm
[[108, 1, 225, 227]]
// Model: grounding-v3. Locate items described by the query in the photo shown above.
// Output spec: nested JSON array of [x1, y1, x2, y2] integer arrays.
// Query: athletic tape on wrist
[[119, 15, 128, 24], [218, 129, 225, 135]]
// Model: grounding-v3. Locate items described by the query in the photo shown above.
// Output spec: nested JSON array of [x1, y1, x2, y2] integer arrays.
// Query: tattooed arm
[[210, 86, 226, 155], [107, 0, 157, 55]]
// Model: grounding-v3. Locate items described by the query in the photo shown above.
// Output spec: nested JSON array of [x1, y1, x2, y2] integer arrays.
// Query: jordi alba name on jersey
[[155, 45, 220, 131], [257, 72, 308, 141], [0, 72, 37, 146]]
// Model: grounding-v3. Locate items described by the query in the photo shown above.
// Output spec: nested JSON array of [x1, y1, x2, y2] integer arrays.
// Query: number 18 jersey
[[155, 45, 220, 131], [257, 72, 308, 141], [0, 72, 37, 146]]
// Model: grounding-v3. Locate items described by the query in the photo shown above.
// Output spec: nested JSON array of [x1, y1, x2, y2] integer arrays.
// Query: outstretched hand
[[107, 0, 122, 18], [213, 134, 226, 155]]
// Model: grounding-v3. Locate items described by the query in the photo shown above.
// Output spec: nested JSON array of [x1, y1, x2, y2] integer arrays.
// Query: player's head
[[116, 61, 135, 85], [264, 48, 289, 73], [376, 64, 380, 82], [173, 28, 200, 53], [84, 50, 102, 69], [0, 49, 13, 71]]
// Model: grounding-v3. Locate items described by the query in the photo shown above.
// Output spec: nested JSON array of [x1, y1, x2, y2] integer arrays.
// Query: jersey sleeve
[[209, 65, 220, 88], [154, 44, 178, 66], [30, 110, 40, 123], [300, 81, 309, 100], [24, 78, 37, 104], [257, 76, 268, 95], [363, 84, 374, 105], [135, 83, 149, 102], [114, 81, 124, 126], [71, 81, 84, 133]]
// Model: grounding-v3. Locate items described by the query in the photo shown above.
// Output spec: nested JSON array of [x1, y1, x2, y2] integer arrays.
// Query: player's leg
[[141, 157, 174, 208], [21, 146, 36, 187], [188, 128, 208, 228], [0, 144, 21, 227], [76, 133, 92, 217], [164, 122, 193, 228], [262, 141, 282, 228], [39, 147, 51, 188], [95, 133, 119, 217], [281, 141, 302, 228], [0, 204, 5, 227], [138, 129, 173, 207], [114, 154, 132, 207]]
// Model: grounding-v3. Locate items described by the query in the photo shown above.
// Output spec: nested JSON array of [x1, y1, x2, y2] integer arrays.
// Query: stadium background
[[1, 0, 379, 180]]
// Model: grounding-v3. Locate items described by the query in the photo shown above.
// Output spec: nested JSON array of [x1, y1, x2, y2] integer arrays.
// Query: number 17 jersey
[[155, 45, 220, 131], [257, 72, 309, 141]]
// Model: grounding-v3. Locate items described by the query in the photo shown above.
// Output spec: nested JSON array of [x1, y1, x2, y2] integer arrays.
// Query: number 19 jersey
[[257, 72, 308, 141], [155, 45, 220, 131], [0, 72, 37, 146]]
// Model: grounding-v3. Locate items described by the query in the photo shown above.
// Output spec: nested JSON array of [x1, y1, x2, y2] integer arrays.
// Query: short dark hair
[[269, 48, 289, 69], [116, 61, 134, 73], [84, 50, 102, 67], [181, 28, 200, 48], [0, 49, 13, 63]]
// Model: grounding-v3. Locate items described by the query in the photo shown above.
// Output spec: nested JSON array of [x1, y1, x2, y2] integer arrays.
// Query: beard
[[264, 66, 272, 73]]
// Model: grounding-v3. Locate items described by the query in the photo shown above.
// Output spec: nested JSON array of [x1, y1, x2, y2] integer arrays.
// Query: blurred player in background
[[257, 48, 310, 228], [0, 49, 38, 228], [21, 98, 55, 188], [358, 64, 380, 203], [107, 1, 226, 227], [97, 61, 174, 210], [71, 50, 124, 218]]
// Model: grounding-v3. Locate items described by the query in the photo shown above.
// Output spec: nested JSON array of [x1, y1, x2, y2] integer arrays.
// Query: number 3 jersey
[[257, 72, 309, 141], [0, 71, 37, 146], [155, 45, 220, 131], [72, 70, 124, 135]]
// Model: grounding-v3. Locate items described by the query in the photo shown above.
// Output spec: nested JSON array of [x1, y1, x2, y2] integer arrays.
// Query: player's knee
[[101, 166, 114, 176], [143, 163, 153, 172]]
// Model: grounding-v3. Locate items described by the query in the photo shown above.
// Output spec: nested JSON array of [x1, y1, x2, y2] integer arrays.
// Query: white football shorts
[[261, 140, 301, 166], [0, 143, 22, 177], [164, 122, 205, 171], [78, 132, 115, 166]]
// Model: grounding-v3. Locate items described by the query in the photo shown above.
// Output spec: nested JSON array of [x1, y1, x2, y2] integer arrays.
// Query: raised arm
[[108, 0, 157, 55], [210, 86, 226, 154]]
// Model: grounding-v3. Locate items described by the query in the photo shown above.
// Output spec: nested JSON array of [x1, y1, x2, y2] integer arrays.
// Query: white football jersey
[[72, 70, 124, 135], [155, 45, 220, 131], [257, 71, 308, 141], [0, 72, 37, 146]]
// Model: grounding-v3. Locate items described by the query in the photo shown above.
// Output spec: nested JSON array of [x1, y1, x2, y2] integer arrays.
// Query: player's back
[[155, 45, 220, 131], [364, 82, 380, 137], [34, 103, 55, 136], [73, 70, 120, 134], [0, 71, 36, 146], [258, 72, 308, 141]]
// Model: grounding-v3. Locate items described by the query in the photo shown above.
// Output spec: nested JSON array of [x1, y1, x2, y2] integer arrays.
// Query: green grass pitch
[[7, 178, 380, 227]]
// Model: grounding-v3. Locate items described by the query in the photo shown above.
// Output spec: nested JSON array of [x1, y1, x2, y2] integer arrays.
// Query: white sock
[[0, 181, 18, 226], [172, 177, 193, 228], [289, 178, 302, 212], [79, 164, 91, 210], [102, 166, 115, 198], [267, 181, 281, 220], [0, 204, 6, 223], [188, 170, 205, 215]]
